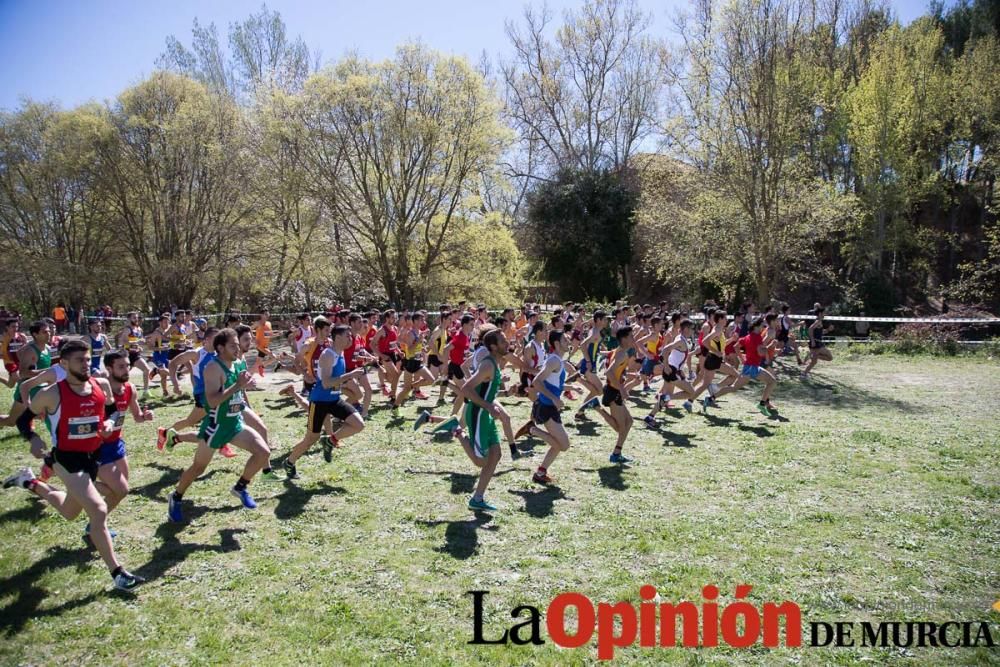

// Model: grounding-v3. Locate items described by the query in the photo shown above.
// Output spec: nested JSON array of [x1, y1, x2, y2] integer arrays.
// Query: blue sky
[[0, 0, 933, 110]]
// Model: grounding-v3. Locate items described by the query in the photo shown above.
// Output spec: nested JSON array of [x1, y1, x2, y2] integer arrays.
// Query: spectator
[[67, 304, 78, 334], [52, 303, 67, 332]]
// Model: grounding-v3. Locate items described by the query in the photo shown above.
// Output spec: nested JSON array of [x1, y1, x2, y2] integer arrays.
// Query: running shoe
[[413, 410, 431, 432], [83, 522, 118, 542], [113, 570, 146, 592], [586, 398, 599, 409], [609, 452, 633, 465], [220, 444, 236, 458], [641, 386, 654, 394], [757, 402, 772, 417], [39, 461, 53, 482], [322, 435, 334, 463], [683, 400, 693, 413], [164, 428, 177, 451], [468, 496, 497, 512], [156, 427, 167, 451], [259, 469, 285, 483], [381, 384, 391, 397], [231, 486, 258, 509], [701, 396, 711, 412], [140, 388, 149, 400], [564, 390, 576, 400], [509, 443, 519, 460], [414, 390, 429, 400], [765, 401, 778, 414], [431, 416, 460, 433], [167, 493, 184, 523], [283, 459, 300, 480], [532, 470, 554, 485], [643, 415, 656, 428], [3, 467, 35, 489]]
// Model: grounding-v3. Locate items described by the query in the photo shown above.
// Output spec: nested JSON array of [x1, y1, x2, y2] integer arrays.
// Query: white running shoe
[[3, 467, 36, 489]]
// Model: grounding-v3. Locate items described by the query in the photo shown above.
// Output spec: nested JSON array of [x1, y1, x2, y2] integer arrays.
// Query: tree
[[501, 0, 664, 176], [300, 44, 509, 306], [97, 72, 255, 310], [526, 168, 636, 301], [0, 103, 117, 312]]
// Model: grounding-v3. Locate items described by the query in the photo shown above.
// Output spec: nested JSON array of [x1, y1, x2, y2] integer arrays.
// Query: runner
[[371, 309, 402, 398], [166, 329, 272, 522], [802, 306, 833, 378], [527, 330, 571, 485], [777, 305, 804, 364], [2, 340, 144, 590], [116, 312, 152, 397], [597, 327, 637, 464], [283, 324, 366, 479], [644, 319, 698, 426], [715, 316, 779, 415], [392, 312, 435, 412], [86, 319, 109, 376], [0, 318, 25, 388], [253, 310, 276, 376], [572, 310, 606, 420], [145, 313, 173, 396], [0, 320, 52, 429], [451, 328, 509, 512]]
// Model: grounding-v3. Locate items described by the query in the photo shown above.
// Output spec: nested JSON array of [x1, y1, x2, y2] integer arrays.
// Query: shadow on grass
[[507, 485, 569, 518], [0, 544, 102, 635], [273, 481, 346, 520], [134, 523, 246, 582], [404, 468, 515, 495], [642, 421, 699, 448], [768, 361, 919, 413], [415, 512, 496, 560], [0, 498, 47, 524], [574, 465, 630, 490], [130, 463, 220, 501]]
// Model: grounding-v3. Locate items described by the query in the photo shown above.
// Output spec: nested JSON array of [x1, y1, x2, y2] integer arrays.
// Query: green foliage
[[525, 168, 636, 302]]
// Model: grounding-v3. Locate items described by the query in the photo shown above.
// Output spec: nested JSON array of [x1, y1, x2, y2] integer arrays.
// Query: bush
[[892, 322, 962, 355]]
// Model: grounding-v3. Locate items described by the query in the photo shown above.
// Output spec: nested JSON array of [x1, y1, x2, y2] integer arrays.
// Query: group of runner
[[0, 300, 834, 590]]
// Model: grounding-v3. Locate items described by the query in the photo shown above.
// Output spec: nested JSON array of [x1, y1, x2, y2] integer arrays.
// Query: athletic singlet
[[152, 327, 169, 351], [645, 332, 663, 357], [470, 345, 489, 372], [206, 357, 245, 419], [255, 322, 272, 350], [311, 347, 345, 402], [89, 334, 106, 369], [667, 335, 690, 369], [192, 348, 215, 396], [294, 325, 311, 350], [377, 326, 398, 355], [780, 315, 791, 334], [169, 325, 188, 350], [607, 352, 628, 387], [1, 334, 23, 364], [582, 340, 600, 368], [49, 378, 106, 453], [708, 334, 725, 356], [400, 330, 423, 360], [528, 339, 545, 371], [725, 328, 738, 355], [126, 326, 144, 351], [537, 354, 566, 407], [104, 382, 133, 443]]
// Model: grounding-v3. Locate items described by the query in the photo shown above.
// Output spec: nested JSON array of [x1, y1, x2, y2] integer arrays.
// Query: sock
[[613, 446, 623, 453], [536, 466, 546, 473], [24, 479, 37, 491], [330, 434, 339, 446], [111, 566, 123, 578], [235, 476, 250, 491], [262, 467, 272, 474], [472, 493, 483, 501], [172, 490, 183, 501]]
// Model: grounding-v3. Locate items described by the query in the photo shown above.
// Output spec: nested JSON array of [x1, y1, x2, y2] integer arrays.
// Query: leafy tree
[[526, 168, 635, 301]]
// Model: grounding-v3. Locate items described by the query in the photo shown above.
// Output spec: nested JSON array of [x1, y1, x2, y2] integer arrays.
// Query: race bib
[[67, 415, 100, 439]]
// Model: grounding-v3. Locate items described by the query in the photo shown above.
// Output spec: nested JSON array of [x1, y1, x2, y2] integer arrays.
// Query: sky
[[0, 0, 934, 111]]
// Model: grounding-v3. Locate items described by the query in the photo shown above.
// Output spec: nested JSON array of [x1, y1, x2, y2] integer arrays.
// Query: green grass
[[1, 352, 999, 665]]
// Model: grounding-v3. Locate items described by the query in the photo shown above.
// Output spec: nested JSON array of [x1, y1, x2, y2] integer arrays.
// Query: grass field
[[1, 351, 998, 665]]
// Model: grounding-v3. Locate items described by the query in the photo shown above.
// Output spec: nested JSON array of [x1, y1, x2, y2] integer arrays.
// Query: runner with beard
[[2, 340, 144, 590]]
